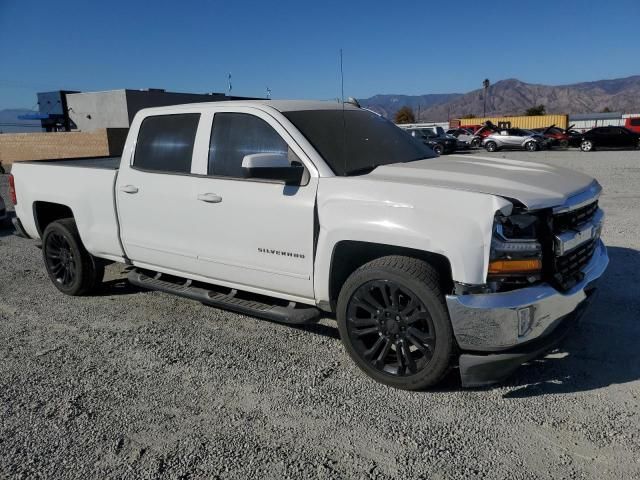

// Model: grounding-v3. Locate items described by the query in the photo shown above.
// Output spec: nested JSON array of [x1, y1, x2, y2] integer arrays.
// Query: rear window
[[629, 118, 640, 127], [133, 114, 200, 173]]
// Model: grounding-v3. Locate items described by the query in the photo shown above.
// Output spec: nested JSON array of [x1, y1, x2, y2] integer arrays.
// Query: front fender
[[314, 177, 511, 304]]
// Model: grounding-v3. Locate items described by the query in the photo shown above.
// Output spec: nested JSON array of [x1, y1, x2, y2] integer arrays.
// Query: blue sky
[[1, 0, 639, 109]]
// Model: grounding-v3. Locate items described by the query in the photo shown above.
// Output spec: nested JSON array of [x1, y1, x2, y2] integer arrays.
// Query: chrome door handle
[[197, 193, 222, 203], [120, 185, 139, 194]]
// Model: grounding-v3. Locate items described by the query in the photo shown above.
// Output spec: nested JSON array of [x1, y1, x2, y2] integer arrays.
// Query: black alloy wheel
[[45, 230, 77, 287], [42, 218, 104, 296], [433, 144, 444, 155], [345, 280, 436, 377], [337, 256, 454, 390]]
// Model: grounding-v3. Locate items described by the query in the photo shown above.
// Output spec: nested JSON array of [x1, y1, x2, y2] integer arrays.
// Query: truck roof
[[137, 100, 361, 116]]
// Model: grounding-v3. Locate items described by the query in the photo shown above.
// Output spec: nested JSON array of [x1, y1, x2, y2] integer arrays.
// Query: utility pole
[[482, 78, 490, 117]]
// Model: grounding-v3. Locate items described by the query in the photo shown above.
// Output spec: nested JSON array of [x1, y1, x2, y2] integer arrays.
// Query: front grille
[[548, 200, 599, 290], [554, 201, 598, 231], [552, 238, 597, 290]]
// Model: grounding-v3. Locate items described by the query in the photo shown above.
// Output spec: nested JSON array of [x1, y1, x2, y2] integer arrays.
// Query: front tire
[[337, 256, 454, 390], [485, 141, 498, 152], [42, 219, 104, 296], [580, 140, 594, 152], [432, 144, 444, 155]]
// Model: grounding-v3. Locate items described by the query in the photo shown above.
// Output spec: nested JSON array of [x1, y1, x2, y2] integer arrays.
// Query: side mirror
[[241, 153, 304, 184]]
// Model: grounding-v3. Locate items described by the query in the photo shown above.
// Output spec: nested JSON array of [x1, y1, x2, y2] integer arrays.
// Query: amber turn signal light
[[488, 259, 542, 274]]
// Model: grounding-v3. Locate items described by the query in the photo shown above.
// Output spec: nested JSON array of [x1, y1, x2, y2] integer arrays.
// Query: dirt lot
[[1, 149, 639, 479]]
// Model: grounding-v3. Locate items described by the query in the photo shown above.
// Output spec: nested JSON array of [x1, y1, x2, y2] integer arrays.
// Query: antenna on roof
[[340, 49, 344, 104], [228, 73, 232, 95], [339, 49, 347, 175], [266, 87, 272, 99]]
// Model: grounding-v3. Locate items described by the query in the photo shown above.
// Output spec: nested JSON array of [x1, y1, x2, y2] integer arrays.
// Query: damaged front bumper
[[445, 239, 608, 387]]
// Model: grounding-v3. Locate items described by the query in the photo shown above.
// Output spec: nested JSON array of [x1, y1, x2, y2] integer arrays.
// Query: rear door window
[[134, 114, 200, 173]]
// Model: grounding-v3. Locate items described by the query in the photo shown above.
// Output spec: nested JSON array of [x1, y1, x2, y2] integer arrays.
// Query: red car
[[470, 124, 500, 147], [532, 125, 574, 148], [625, 117, 640, 134]]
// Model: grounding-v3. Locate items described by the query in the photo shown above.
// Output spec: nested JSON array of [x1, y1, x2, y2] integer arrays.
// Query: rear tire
[[471, 137, 482, 148], [336, 256, 454, 390], [42, 218, 104, 296], [525, 141, 539, 152], [433, 144, 444, 155]]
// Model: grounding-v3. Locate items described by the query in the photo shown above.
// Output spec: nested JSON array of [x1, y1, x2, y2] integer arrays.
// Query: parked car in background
[[447, 128, 475, 149], [470, 124, 499, 147], [567, 129, 585, 148], [532, 125, 573, 148], [402, 126, 457, 155], [579, 126, 640, 152], [483, 128, 548, 152], [624, 117, 640, 134]]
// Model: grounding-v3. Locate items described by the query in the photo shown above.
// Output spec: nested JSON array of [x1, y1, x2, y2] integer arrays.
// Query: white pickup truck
[[9, 100, 608, 389]]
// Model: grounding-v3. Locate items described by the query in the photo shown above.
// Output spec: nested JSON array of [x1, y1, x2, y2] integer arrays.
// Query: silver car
[[483, 128, 546, 152], [447, 128, 476, 144]]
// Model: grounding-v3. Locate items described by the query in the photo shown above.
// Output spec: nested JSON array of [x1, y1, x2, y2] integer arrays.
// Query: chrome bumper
[[446, 240, 608, 352]]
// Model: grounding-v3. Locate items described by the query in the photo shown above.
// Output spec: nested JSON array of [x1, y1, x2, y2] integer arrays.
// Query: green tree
[[394, 106, 416, 124], [525, 105, 546, 116], [601, 107, 612, 113], [461, 113, 477, 119]]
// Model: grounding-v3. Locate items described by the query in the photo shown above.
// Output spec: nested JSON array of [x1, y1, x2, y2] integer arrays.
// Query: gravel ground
[[1, 149, 639, 479]]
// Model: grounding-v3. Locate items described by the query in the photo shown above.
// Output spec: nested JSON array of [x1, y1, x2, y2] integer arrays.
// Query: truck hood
[[366, 154, 597, 210]]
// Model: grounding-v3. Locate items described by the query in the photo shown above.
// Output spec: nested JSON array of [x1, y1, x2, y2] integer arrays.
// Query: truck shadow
[[501, 246, 640, 398], [94, 278, 146, 297], [0, 211, 16, 238]]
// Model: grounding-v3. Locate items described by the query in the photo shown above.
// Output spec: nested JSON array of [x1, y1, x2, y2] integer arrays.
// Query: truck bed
[[11, 158, 125, 261], [20, 156, 121, 170]]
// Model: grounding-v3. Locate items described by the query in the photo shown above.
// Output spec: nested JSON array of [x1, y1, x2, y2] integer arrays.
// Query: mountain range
[[3, 75, 640, 131], [359, 75, 640, 122]]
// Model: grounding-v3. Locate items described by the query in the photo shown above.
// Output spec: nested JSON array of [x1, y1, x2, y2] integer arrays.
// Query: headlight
[[488, 213, 543, 283]]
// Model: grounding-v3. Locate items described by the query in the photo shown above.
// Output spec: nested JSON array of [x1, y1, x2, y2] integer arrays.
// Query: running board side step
[[127, 269, 321, 325]]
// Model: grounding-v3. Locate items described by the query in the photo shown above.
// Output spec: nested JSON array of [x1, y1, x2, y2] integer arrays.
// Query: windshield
[[283, 109, 436, 176]]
